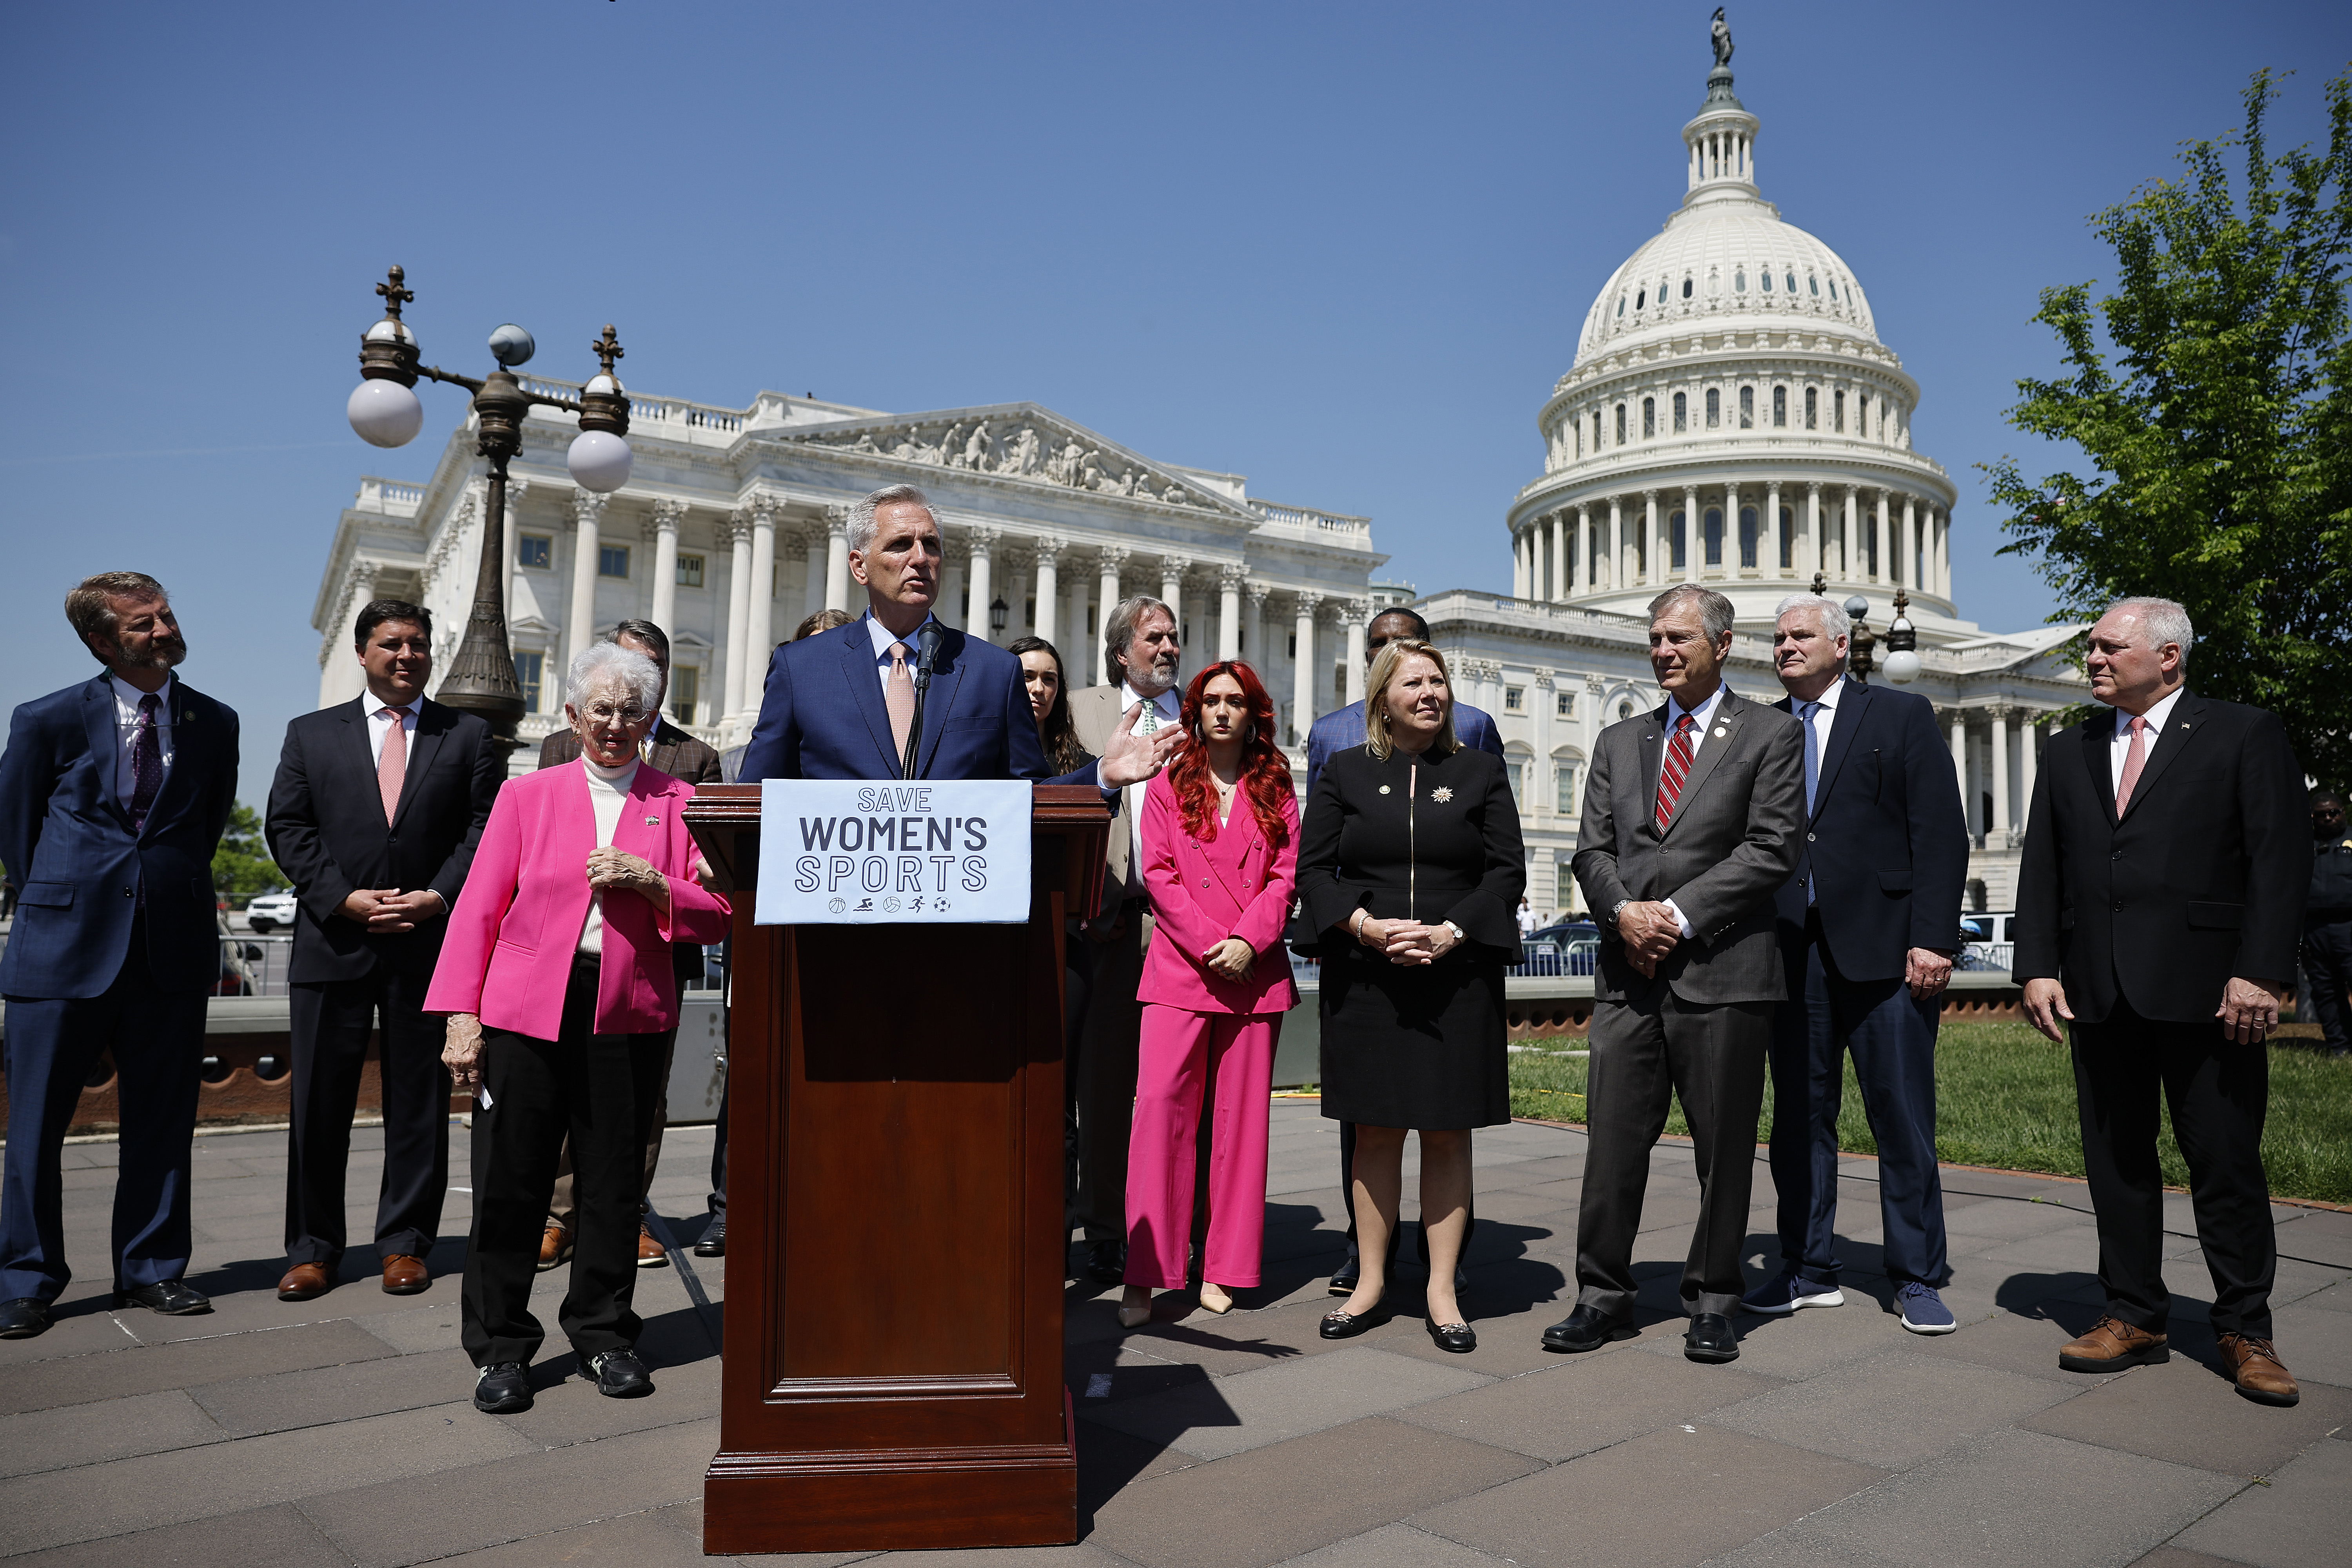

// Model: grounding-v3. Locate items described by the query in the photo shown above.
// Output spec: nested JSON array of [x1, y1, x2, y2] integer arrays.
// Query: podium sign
[[754, 779, 1032, 925], [686, 783, 1109, 1555]]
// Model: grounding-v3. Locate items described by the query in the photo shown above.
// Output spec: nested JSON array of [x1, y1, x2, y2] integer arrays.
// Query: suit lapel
[[612, 769, 665, 861], [2081, 715, 2117, 826], [1637, 704, 1666, 831], [80, 681, 133, 831], [1198, 801, 1260, 907], [392, 701, 446, 830], [915, 629, 970, 779], [838, 624, 901, 778], [137, 681, 209, 840], [1658, 691, 1743, 843], [2118, 693, 2203, 823], [1809, 678, 1867, 821]]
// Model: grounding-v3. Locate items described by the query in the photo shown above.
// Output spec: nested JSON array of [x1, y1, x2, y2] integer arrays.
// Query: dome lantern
[[1682, 57, 1761, 205]]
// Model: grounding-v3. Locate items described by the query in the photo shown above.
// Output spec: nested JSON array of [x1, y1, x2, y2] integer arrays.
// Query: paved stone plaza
[[2, 1103, 2346, 1567]]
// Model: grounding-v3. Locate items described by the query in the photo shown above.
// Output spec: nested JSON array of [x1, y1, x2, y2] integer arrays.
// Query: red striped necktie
[[1656, 713, 1697, 829]]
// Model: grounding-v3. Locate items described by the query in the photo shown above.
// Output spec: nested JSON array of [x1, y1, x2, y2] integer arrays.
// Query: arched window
[[1809, 274, 1820, 297], [1552, 751, 1584, 815], [1785, 270, 1797, 293], [1760, 269, 1773, 292], [1705, 388, 1721, 428], [1739, 386, 1755, 428], [1673, 390, 1688, 432], [1670, 510, 1688, 570], [1504, 747, 1530, 801], [1828, 278, 1839, 301], [1619, 700, 1633, 720], [1734, 268, 1747, 292], [1779, 506, 1795, 569], [1682, 276, 1694, 299], [1772, 385, 1787, 427], [1592, 410, 1602, 451], [1704, 507, 1724, 566], [1858, 390, 1872, 437], [1739, 506, 1759, 568], [1833, 388, 1846, 432], [1707, 269, 1721, 297], [1642, 397, 1655, 438], [1615, 404, 1627, 444], [1617, 295, 1626, 318], [1635, 288, 1646, 310], [1805, 386, 1818, 429]]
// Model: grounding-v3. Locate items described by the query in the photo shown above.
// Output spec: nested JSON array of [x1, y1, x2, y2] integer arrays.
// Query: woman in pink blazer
[[425, 644, 730, 1416], [1120, 660, 1300, 1327]]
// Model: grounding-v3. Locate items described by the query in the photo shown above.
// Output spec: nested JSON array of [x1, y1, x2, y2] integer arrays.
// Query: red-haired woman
[[1119, 661, 1300, 1328]]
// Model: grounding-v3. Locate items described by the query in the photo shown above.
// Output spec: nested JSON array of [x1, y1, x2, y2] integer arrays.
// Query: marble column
[[1841, 486, 1859, 579], [965, 527, 997, 643], [646, 499, 682, 638], [1726, 481, 1743, 573], [1219, 565, 1245, 661], [1948, 709, 1967, 806], [1901, 495, 1918, 590], [1579, 506, 1595, 590], [1161, 557, 1187, 612], [823, 507, 851, 613], [1765, 481, 1783, 576], [720, 515, 753, 723], [1292, 593, 1320, 746], [802, 523, 827, 621], [1034, 539, 1061, 648], [566, 490, 606, 671], [1937, 508, 1952, 598], [1514, 529, 1530, 599], [1989, 706, 2011, 838], [744, 498, 777, 677], [1873, 489, 1891, 585], [1607, 497, 1623, 589], [1643, 492, 1661, 586], [1344, 597, 1368, 702], [1804, 482, 1823, 582], [1245, 583, 1268, 666], [1551, 512, 1568, 599], [2018, 710, 2040, 812], [1682, 484, 1702, 583], [1098, 548, 1128, 681]]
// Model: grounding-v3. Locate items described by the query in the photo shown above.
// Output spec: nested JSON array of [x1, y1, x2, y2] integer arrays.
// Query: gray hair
[[565, 642, 662, 712], [2105, 596, 2195, 664], [1648, 584, 1736, 643], [846, 483, 939, 554], [1103, 594, 1176, 681], [1774, 592, 1851, 643]]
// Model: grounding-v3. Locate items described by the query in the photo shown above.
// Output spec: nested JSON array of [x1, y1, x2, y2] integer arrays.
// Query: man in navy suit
[[0, 573, 240, 1336], [738, 484, 1181, 791], [1742, 593, 1968, 1335], [1306, 606, 1509, 1297]]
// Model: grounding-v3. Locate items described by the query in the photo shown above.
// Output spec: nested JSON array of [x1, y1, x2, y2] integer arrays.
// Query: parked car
[[1519, 919, 1601, 977], [243, 891, 298, 933], [1957, 910, 2017, 972]]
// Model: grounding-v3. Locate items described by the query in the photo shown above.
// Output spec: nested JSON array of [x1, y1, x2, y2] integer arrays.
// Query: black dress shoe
[[693, 1214, 726, 1258], [1541, 1304, 1633, 1353], [1328, 1253, 1362, 1296], [1426, 1319, 1477, 1354], [1319, 1299, 1393, 1339], [113, 1280, 211, 1316], [1685, 1312, 1741, 1363], [0, 1298, 50, 1338], [590, 1347, 656, 1398], [1085, 1240, 1127, 1286], [474, 1361, 533, 1414]]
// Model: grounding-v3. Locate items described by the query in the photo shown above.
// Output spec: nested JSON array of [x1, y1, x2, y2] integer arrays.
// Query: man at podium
[[738, 485, 1182, 790]]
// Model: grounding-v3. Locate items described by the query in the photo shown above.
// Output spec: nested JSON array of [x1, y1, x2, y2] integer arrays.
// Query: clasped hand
[[338, 887, 444, 933], [587, 847, 670, 912], [1355, 915, 1460, 967], [1615, 901, 1681, 977], [1203, 936, 1256, 982]]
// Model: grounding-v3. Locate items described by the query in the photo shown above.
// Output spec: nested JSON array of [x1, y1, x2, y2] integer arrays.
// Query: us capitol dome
[[1507, 45, 1960, 633]]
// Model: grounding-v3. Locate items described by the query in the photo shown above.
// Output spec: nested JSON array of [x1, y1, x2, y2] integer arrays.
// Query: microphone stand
[[901, 619, 943, 780]]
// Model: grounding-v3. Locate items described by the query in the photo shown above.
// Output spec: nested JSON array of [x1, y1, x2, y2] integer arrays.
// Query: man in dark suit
[[1305, 606, 1508, 1298], [534, 619, 722, 1271], [1743, 594, 1968, 1335], [266, 599, 502, 1301], [737, 483, 1181, 791], [0, 573, 239, 1336], [2016, 597, 2307, 1406], [1552, 584, 1805, 1364]]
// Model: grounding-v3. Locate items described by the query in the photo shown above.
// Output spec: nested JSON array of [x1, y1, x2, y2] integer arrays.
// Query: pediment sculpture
[[790, 415, 1207, 508]]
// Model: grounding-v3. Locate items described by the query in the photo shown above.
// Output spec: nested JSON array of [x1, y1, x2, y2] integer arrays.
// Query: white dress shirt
[[864, 612, 938, 696], [1791, 674, 1845, 780], [1117, 681, 1182, 896], [109, 673, 176, 807], [367, 694, 423, 770], [1657, 682, 1732, 939], [576, 757, 640, 956], [2110, 686, 2185, 793]]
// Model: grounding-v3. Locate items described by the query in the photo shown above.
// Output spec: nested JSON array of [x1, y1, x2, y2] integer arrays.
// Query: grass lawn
[[1510, 1020, 2352, 1207]]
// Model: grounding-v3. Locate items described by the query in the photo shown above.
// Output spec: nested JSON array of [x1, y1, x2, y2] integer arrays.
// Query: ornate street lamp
[[989, 594, 1010, 638], [1882, 586, 1922, 684], [344, 265, 635, 753], [1815, 575, 1877, 684]]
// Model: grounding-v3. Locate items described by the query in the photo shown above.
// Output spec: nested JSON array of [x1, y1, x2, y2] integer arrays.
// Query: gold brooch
[[1379, 785, 1391, 794], [1431, 786, 1455, 803]]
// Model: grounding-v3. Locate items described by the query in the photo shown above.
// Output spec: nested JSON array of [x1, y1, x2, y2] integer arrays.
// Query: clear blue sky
[[4, 1, 2346, 803]]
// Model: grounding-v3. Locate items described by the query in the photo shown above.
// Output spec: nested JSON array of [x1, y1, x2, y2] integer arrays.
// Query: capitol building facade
[[313, 42, 2080, 919]]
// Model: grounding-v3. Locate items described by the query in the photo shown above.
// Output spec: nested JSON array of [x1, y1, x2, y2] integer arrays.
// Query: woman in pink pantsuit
[[1120, 661, 1299, 1328]]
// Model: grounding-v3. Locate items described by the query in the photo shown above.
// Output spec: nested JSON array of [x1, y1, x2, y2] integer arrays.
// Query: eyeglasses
[[581, 703, 651, 725]]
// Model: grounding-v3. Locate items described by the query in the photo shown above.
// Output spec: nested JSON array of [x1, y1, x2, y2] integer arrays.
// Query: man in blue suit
[[0, 573, 240, 1336], [1305, 606, 1509, 1297], [1742, 593, 1968, 1335], [739, 483, 1182, 791]]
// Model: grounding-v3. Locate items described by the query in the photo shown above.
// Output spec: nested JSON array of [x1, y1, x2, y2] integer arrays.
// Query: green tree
[[1985, 67, 2352, 786], [211, 802, 287, 905]]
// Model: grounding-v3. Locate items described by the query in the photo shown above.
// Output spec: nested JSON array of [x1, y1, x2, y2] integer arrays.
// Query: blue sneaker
[[1896, 1282, 1956, 1335], [1740, 1270, 1844, 1316]]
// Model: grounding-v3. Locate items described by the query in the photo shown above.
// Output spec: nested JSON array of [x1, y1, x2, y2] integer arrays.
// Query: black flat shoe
[[1541, 1304, 1633, 1353], [0, 1298, 50, 1338], [1426, 1319, 1477, 1354], [693, 1216, 726, 1258], [1684, 1312, 1741, 1363], [1319, 1300, 1392, 1339], [474, 1361, 533, 1414], [1085, 1240, 1127, 1287], [590, 1347, 656, 1398], [113, 1280, 211, 1316], [1328, 1253, 1362, 1296]]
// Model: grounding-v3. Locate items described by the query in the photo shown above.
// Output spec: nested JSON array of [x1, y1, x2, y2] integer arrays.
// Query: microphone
[[913, 618, 944, 694]]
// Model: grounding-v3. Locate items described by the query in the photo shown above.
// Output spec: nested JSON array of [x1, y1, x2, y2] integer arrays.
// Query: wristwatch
[[1608, 898, 1632, 928], [1442, 920, 1466, 944]]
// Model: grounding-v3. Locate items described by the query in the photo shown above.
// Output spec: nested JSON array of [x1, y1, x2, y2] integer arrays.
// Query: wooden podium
[[684, 783, 1109, 1555]]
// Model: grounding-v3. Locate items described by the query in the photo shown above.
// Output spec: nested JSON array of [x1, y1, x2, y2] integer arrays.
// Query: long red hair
[[1169, 660, 1294, 846]]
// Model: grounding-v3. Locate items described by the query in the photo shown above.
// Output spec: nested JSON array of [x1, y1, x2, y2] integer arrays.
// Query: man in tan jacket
[[1064, 596, 1183, 1283]]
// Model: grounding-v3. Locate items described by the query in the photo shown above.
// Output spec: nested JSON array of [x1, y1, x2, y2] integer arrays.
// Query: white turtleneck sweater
[[576, 756, 641, 956]]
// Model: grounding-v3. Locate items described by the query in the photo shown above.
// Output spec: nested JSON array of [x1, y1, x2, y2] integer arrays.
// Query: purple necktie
[[129, 693, 162, 833]]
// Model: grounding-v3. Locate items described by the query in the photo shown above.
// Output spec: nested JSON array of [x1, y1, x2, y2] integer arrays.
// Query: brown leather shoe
[[276, 1262, 330, 1302], [2217, 1332, 2301, 1406], [537, 1224, 571, 1273], [636, 1223, 670, 1269], [381, 1254, 430, 1295], [2058, 1315, 2170, 1373]]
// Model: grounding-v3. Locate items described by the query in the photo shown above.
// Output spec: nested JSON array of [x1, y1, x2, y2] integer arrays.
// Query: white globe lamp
[[347, 378, 424, 448], [568, 429, 633, 492]]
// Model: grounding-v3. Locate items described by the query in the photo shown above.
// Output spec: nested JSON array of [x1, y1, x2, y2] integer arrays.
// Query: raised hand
[[1098, 703, 1188, 788]]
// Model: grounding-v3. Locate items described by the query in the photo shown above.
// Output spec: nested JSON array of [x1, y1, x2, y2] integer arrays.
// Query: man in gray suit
[[1548, 585, 1806, 1363], [1064, 595, 1184, 1282]]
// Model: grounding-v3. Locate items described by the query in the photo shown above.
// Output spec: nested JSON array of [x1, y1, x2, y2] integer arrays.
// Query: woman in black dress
[[1296, 639, 1524, 1352]]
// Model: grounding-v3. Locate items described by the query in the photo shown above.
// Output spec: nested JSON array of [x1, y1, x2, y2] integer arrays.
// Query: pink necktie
[[377, 708, 407, 825], [886, 642, 916, 766], [2113, 715, 2148, 816]]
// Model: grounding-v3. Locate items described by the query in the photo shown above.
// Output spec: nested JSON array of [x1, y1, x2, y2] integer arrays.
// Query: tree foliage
[[1985, 67, 2352, 786], [211, 802, 287, 904]]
